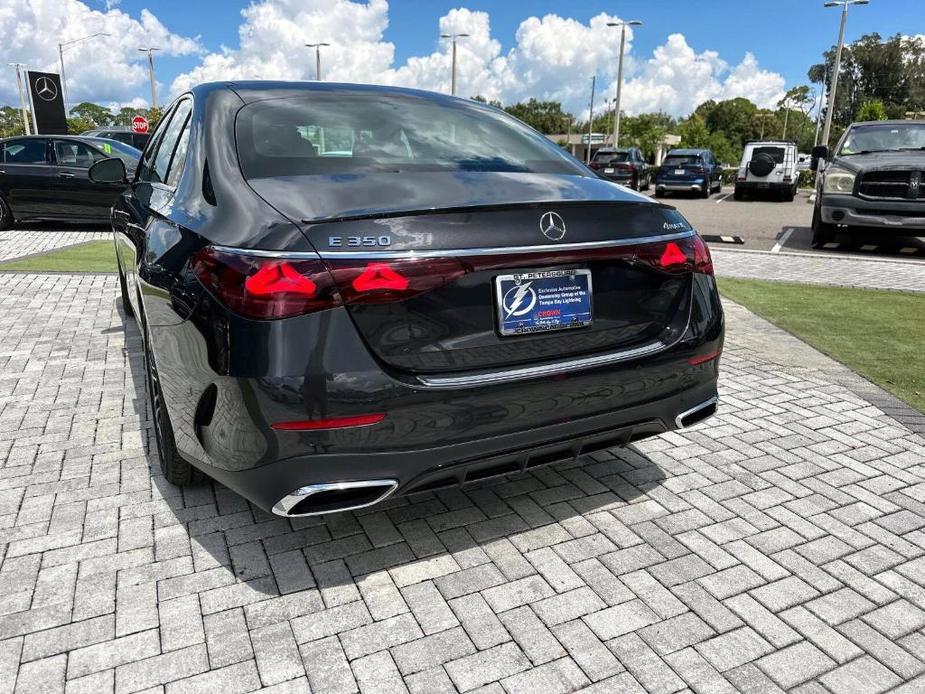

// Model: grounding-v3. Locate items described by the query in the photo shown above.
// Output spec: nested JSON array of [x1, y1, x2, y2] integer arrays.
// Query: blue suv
[[655, 148, 723, 198]]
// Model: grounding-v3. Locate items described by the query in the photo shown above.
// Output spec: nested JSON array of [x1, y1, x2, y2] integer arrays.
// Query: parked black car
[[91, 81, 723, 517], [589, 147, 650, 191], [81, 126, 150, 150], [654, 148, 723, 198], [811, 120, 925, 248], [0, 135, 140, 229]]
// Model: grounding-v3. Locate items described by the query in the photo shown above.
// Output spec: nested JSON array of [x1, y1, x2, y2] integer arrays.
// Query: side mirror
[[89, 157, 127, 184], [811, 145, 829, 172]]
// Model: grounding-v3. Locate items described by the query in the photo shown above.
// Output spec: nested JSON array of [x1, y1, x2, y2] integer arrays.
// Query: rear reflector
[[688, 349, 722, 366], [271, 413, 386, 431]]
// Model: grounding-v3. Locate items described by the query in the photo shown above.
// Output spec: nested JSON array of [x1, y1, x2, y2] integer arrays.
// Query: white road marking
[[861, 244, 878, 251], [715, 192, 732, 205], [771, 227, 794, 254], [901, 247, 917, 254]]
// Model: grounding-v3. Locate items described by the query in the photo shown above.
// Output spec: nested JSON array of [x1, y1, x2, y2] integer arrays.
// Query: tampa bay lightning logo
[[502, 281, 537, 319]]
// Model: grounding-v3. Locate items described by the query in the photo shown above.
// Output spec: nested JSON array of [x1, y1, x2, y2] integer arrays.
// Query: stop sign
[[132, 115, 149, 134]]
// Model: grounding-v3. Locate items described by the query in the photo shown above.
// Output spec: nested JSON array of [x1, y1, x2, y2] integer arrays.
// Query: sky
[[2, 0, 922, 120]]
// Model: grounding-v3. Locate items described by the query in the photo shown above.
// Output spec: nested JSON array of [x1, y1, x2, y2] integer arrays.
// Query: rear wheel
[[733, 186, 744, 201], [811, 206, 837, 248], [701, 182, 711, 198], [654, 189, 665, 198], [144, 328, 200, 485], [0, 195, 12, 231]]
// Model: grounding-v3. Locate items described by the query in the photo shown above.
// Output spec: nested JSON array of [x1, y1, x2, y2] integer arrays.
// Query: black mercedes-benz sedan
[[0, 135, 140, 229], [90, 81, 723, 517]]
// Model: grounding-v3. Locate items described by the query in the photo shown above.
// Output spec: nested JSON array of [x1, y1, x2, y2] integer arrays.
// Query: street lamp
[[305, 43, 330, 81], [138, 48, 161, 110], [440, 33, 470, 96], [58, 32, 110, 111], [820, 0, 869, 147], [606, 20, 642, 147]]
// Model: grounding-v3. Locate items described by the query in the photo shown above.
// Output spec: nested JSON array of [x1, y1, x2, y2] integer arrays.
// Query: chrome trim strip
[[211, 230, 695, 261], [674, 397, 718, 429], [417, 339, 668, 389], [271, 479, 398, 517]]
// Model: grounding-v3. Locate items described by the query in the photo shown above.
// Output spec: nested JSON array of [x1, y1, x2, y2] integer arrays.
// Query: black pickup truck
[[811, 120, 925, 248]]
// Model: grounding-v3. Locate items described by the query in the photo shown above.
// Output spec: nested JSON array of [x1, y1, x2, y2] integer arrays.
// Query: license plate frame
[[494, 269, 593, 337]]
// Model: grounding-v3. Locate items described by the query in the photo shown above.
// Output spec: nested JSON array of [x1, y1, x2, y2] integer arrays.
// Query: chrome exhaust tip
[[675, 397, 718, 429], [272, 479, 398, 517]]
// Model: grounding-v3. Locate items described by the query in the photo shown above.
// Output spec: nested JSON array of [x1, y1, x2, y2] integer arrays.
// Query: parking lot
[[0, 222, 923, 693]]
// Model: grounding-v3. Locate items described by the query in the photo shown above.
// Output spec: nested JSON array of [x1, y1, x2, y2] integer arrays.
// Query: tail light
[[634, 234, 713, 275], [192, 247, 341, 319], [193, 232, 713, 320]]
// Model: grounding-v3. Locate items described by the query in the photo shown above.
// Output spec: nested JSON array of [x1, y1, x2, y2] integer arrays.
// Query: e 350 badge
[[328, 236, 392, 247]]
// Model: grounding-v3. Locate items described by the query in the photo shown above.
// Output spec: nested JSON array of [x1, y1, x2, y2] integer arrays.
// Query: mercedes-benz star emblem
[[35, 77, 58, 102], [539, 211, 566, 241]]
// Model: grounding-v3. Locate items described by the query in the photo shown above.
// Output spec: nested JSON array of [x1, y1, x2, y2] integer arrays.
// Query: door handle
[[58, 172, 75, 178]]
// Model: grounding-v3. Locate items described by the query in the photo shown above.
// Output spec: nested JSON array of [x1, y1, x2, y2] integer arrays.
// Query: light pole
[[305, 43, 330, 80], [8, 63, 30, 134], [606, 20, 642, 147], [820, 0, 869, 147], [440, 33, 470, 95], [586, 74, 596, 165], [58, 32, 110, 111], [137, 47, 161, 110]]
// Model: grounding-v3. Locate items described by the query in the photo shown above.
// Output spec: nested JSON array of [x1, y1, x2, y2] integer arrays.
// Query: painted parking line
[[715, 192, 732, 204], [771, 228, 795, 254]]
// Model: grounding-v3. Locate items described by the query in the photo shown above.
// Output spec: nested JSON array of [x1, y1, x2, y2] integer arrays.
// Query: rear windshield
[[752, 146, 785, 163], [592, 151, 630, 164], [662, 155, 700, 167], [235, 93, 587, 179]]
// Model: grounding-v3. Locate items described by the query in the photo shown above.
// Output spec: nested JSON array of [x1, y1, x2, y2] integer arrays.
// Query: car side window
[[54, 141, 105, 168], [150, 100, 192, 185], [137, 102, 179, 182], [165, 114, 192, 187], [2, 139, 49, 164]]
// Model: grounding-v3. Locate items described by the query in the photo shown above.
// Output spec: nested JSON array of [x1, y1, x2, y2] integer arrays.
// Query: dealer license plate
[[495, 269, 592, 336]]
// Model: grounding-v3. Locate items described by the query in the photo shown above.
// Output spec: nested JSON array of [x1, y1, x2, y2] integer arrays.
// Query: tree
[[0, 106, 27, 138], [856, 99, 887, 121], [66, 116, 94, 134], [112, 107, 139, 126], [503, 99, 573, 134], [778, 85, 814, 141], [809, 33, 925, 131], [68, 102, 113, 127], [620, 113, 674, 161], [678, 115, 710, 149]]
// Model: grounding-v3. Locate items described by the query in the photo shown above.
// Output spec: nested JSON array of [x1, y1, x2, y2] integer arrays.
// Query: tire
[[811, 206, 837, 249], [643, 174, 651, 191], [701, 182, 711, 198], [783, 187, 795, 203], [118, 265, 134, 317], [734, 186, 744, 201], [748, 153, 776, 177], [654, 189, 665, 198], [0, 195, 13, 231], [144, 328, 200, 486]]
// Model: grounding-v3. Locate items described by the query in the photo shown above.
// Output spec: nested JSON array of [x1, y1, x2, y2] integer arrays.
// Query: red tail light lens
[[192, 247, 342, 319], [634, 234, 712, 275], [328, 258, 469, 304]]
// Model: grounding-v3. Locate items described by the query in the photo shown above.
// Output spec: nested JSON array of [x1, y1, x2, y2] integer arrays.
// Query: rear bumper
[[656, 179, 704, 192], [202, 378, 720, 515], [736, 181, 793, 192], [820, 194, 925, 231]]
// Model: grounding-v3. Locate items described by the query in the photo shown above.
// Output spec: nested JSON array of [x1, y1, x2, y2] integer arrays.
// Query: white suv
[[734, 141, 800, 201]]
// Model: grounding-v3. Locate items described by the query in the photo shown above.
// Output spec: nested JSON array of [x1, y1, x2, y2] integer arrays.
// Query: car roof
[[596, 147, 632, 153], [850, 119, 924, 127], [188, 80, 481, 106], [666, 148, 709, 156], [81, 126, 135, 133], [746, 140, 796, 146], [0, 134, 98, 143]]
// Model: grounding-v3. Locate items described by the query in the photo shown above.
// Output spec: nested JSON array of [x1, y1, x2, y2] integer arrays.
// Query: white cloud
[[0, 0, 200, 109], [1, 0, 788, 121]]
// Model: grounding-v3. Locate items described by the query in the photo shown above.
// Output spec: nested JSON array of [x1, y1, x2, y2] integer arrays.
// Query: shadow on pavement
[[120, 299, 669, 596]]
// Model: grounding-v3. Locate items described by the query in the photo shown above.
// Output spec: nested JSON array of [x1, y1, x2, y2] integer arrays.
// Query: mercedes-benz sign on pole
[[27, 71, 68, 135]]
